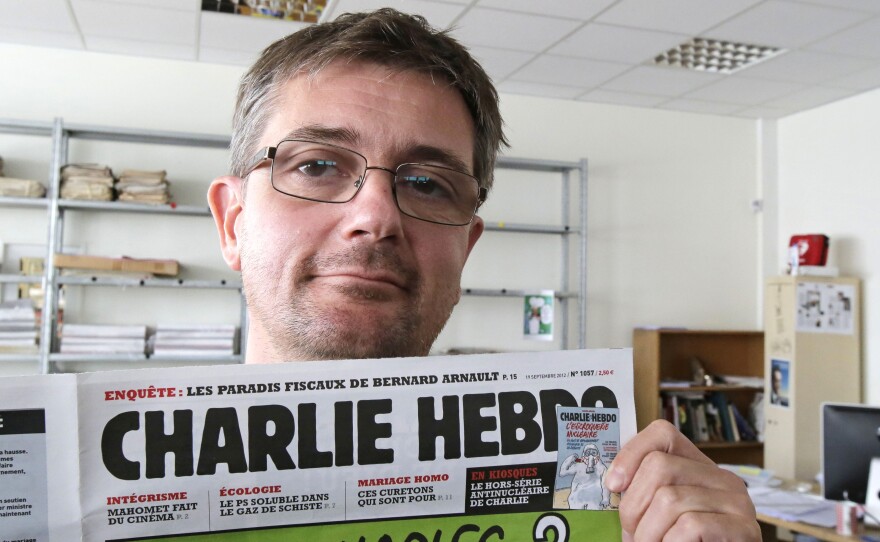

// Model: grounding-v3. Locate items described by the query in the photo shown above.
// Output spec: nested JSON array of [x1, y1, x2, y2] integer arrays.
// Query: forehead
[[260, 61, 476, 167]]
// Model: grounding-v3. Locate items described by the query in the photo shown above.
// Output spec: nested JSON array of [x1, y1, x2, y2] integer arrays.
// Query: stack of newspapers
[[59, 323, 147, 355], [0, 154, 47, 198], [116, 169, 171, 204], [150, 324, 238, 358], [60, 164, 115, 201], [0, 299, 39, 354]]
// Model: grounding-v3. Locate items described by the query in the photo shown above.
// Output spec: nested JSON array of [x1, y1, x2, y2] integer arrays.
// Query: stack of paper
[[116, 169, 171, 205], [0, 177, 47, 198], [60, 163, 114, 201], [59, 324, 147, 355], [748, 486, 836, 528], [151, 324, 238, 358], [0, 299, 39, 354]]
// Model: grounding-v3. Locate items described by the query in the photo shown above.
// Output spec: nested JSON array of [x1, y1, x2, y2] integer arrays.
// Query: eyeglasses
[[243, 139, 487, 226]]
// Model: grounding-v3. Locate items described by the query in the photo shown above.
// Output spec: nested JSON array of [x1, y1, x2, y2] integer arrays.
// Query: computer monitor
[[822, 402, 880, 503]]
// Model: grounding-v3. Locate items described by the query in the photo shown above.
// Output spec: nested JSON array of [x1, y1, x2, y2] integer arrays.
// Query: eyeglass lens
[[269, 140, 480, 225]]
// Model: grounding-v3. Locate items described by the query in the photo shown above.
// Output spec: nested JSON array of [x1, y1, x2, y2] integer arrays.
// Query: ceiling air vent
[[653, 38, 783, 74]]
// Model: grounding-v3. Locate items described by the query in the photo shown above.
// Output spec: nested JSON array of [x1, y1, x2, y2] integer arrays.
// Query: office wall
[[0, 44, 761, 374], [778, 89, 880, 404]]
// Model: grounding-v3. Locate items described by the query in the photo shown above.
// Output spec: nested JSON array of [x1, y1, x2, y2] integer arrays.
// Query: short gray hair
[[230, 8, 507, 194]]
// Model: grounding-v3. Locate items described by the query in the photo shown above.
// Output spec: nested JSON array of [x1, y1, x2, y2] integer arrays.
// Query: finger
[[606, 420, 714, 492], [617, 451, 749, 535], [633, 485, 757, 542], [660, 511, 761, 542]]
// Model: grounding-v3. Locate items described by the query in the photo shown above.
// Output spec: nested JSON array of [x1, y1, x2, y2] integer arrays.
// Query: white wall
[[0, 43, 763, 374], [778, 89, 880, 404]]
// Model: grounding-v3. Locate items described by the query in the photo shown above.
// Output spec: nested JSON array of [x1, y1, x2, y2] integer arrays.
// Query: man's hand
[[605, 420, 760, 541]]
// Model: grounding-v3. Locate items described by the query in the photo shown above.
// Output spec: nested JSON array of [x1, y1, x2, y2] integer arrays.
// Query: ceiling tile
[[659, 98, 745, 115], [705, 0, 871, 48], [807, 17, 880, 59], [468, 47, 536, 82], [476, 0, 617, 21], [325, 0, 466, 29], [72, 0, 198, 45], [0, 28, 83, 49], [497, 81, 586, 100], [97, 0, 200, 11], [509, 55, 630, 88], [824, 65, 880, 91], [790, 0, 880, 13], [198, 47, 258, 67], [0, 0, 79, 33], [199, 11, 310, 53], [451, 7, 582, 53], [549, 23, 688, 64], [579, 89, 669, 107], [733, 105, 795, 118], [762, 85, 856, 109], [84, 36, 196, 61], [595, 0, 763, 35], [683, 76, 805, 104], [600, 65, 722, 97], [736, 50, 875, 84]]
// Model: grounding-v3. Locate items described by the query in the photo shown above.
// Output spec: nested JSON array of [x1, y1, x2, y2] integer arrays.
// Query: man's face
[[772, 370, 782, 393], [219, 62, 483, 362]]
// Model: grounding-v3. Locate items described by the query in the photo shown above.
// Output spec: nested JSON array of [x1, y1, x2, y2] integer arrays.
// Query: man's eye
[[297, 159, 340, 177], [400, 175, 452, 199]]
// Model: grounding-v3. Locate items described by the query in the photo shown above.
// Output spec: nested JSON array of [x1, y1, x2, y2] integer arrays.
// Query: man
[[771, 366, 789, 407], [208, 9, 759, 540]]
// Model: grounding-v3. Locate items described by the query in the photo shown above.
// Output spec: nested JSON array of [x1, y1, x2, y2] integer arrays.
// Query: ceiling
[[3, 0, 880, 119]]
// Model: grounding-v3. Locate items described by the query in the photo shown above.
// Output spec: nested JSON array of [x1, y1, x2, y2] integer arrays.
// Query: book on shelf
[[61, 336, 147, 348], [59, 343, 145, 355], [0, 330, 39, 340], [730, 403, 758, 441], [53, 253, 179, 277], [151, 337, 235, 349], [0, 299, 38, 322], [61, 323, 147, 338], [663, 391, 756, 445]]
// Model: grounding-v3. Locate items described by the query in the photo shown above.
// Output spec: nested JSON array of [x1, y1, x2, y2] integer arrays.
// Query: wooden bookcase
[[633, 328, 765, 467]]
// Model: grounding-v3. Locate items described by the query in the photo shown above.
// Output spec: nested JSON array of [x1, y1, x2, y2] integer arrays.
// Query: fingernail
[[605, 465, 624, 491], [622, 529, 634, 542]]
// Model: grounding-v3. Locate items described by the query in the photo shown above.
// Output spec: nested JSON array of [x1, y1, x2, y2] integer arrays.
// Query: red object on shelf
[[790, 234, 829, 266]]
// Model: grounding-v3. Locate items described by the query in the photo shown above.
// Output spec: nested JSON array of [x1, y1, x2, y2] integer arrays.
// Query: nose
[[341, 166, 404, 241]]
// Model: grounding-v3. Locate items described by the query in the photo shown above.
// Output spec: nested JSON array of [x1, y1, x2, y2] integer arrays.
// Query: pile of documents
[[60, 163, 115, 201], [116, 169, 171, 204], [59, 323, 147, 355], [0, 299, 39, 354], [0, 177, 47, 198], [150, 324, 237, 358], [0, 155, 47, 198]]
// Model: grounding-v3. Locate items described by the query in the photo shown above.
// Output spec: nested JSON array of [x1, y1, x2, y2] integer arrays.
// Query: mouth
[[314, 269, 408, 290]]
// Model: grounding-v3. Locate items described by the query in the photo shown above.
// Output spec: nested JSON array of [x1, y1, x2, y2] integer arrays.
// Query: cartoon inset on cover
[[553, 406, 620, 510]]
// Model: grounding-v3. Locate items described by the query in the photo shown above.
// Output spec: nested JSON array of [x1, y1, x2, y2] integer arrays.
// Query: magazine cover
[[0, 348, 635, 541]]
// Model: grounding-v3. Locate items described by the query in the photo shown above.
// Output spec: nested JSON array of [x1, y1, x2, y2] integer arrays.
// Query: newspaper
[[0, 348, 635, 541]]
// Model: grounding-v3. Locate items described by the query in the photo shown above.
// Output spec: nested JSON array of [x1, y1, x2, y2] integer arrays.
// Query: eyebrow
[[279, 124, 474, 175]]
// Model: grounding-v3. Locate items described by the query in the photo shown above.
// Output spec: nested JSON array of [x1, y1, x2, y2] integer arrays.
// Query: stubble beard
[[239, 233, 458, 361]]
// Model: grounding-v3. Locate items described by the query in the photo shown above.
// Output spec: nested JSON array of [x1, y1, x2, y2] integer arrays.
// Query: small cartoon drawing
[[558, 443, 610, 510]]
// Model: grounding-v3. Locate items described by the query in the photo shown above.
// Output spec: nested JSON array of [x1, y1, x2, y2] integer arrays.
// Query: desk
[[755, 479, 880, 542], [758, 512, 879, 542]]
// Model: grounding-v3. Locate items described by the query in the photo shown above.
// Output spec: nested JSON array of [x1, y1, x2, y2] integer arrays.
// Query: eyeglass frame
[[241, 139, 488, 226]]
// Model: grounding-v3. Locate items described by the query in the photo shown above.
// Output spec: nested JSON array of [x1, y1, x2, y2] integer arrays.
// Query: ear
[[207, 175, 244, 271], [465, 215, 485, 259], [453, 216, 485, 304]]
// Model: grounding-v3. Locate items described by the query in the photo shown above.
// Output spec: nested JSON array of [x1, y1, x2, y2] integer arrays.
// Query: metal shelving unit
[[1, 117, 242, 373], [485, 156, 588, 350], [1, 119, 53, 366], [2, 117, 588, 370]]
